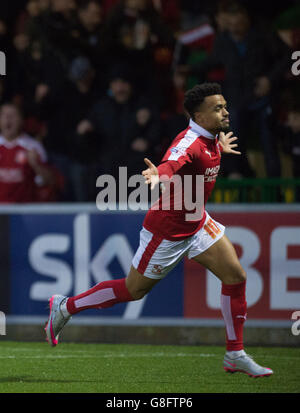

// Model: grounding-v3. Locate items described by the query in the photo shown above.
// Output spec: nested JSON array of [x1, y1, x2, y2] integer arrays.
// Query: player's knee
[[128, 288, 148, 301], [225, 266, 247, 284], [233, 267, 247, 283]]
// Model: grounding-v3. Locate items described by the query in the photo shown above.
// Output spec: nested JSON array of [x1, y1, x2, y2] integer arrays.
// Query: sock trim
[[221, 294, 237, 341], [74, 287, 116, 309]]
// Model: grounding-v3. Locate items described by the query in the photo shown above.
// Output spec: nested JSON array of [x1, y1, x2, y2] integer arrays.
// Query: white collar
[[0, 134, 29, 148], [189, 118, 215, 139]]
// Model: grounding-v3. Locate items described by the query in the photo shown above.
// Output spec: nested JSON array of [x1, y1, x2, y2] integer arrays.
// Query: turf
[[0, 341, 299, 393]]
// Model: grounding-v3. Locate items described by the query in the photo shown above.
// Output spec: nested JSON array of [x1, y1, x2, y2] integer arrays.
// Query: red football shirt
[[0, 134, 47, 203], [143, 119, 222, 240]]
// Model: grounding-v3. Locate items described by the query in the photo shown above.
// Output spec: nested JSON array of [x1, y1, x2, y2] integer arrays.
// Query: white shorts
[[132, 212, 225, 279]]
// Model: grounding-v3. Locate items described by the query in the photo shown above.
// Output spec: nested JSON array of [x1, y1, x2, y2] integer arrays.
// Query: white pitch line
[[0, 353, 217, 359], [0, 352, 298, 360]]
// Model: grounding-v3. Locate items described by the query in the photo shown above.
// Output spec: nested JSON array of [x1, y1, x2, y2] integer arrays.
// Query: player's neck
[[190, 119, 216, 139]]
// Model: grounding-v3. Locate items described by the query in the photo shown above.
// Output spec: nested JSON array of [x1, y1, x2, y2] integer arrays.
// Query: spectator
[[27, 0, 78, 66], [286, 105, 300, 177], [13, 1, 42, 54], [12, 41, 64, 115], [160, 69, 188, 157], [40, 56, 102, 201], [74, 0, 106, 72], [0, 0, 298, 203], [152, 0, 181, 32], [0, 103, 58, 203], [281, 101, 300, 201], [77, 63, 161, 180], [182, 2, 289, 178], [103, 0, 174, 100], [9, 23, 68, 147]]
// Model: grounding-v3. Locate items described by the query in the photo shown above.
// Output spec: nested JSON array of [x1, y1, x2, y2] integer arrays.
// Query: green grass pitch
[[0, 341, 299, 393]]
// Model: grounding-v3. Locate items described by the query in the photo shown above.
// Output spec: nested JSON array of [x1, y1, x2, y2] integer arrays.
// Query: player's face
[[194, 95, 230, 135]]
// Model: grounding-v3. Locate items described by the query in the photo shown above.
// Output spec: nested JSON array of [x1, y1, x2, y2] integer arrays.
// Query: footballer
[[45, 83, 273, 378]]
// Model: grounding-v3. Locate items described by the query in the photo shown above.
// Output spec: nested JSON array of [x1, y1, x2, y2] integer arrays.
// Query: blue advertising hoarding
[[3, 203, 299, 324], [9, 211, 184, 317]]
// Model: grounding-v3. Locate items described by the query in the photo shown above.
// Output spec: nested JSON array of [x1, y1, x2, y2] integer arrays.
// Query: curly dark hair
[[183, 83, 222, 119]]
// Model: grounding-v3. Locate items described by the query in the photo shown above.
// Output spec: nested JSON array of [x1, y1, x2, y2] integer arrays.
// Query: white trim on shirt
[[0, 134, 47, 162], [168, 127, 198, 161]]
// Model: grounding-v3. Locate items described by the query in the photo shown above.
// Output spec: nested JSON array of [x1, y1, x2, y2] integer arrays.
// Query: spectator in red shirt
[[0, 103, 55, 203]]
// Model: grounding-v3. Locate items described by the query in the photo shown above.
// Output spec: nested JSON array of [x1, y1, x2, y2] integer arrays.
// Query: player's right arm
[[142, 158, 159, 190], [142, 146, 193, 190]]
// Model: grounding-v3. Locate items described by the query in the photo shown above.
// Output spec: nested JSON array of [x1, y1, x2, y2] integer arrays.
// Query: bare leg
[[126, 266, 161, 300], [191, 234, 246, 284], [192, 234, 247, 352]]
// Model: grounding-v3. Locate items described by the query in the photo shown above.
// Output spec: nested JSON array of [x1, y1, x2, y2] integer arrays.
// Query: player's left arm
[[218, 131, 241, 155]]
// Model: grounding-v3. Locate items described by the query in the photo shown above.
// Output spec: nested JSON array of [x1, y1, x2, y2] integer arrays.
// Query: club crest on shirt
[[15, 150, 27, 164], [151, 264, 164, 275], [170, 146, 186, 156]]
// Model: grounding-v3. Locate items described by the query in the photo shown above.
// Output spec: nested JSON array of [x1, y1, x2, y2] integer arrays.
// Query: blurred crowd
[[0, 0, 299, 202]]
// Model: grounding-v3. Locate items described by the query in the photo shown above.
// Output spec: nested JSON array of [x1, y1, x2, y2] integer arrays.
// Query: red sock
[[221, 281, 247, 351], [66, 278, 134, 315]]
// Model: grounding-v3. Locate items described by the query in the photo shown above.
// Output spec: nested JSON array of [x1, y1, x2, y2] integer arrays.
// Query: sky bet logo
[[28, 214, 147, 319], [0, 52, 6, 75]]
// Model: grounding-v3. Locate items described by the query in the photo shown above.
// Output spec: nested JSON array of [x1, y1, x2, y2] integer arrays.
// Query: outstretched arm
[[142, 147, 193, 190]]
